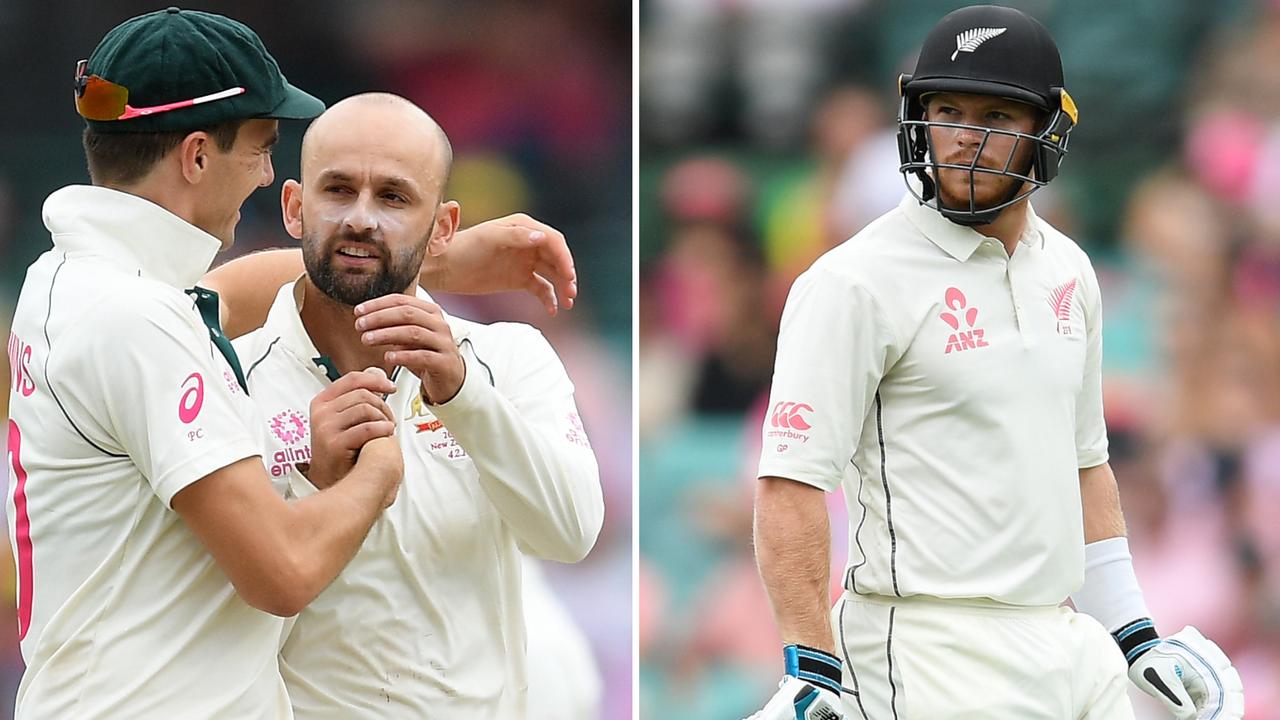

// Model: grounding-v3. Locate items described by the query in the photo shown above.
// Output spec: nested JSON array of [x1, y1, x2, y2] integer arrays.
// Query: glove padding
[[1128, 626, 1244, 719], [744, 676, 843, 720]]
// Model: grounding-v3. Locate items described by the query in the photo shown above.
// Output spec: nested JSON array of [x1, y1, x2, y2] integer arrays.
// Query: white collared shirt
[[233, 281, 603, 719], [6, 186, 285, 719], [758, 192, 1107, 606]]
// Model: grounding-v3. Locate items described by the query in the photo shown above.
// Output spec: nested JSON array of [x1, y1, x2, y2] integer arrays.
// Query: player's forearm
[[263, 464, 393, 614], [1080, 462, 1126, 543], [431, 377, 604, 562], [754, 476, 837, 654]]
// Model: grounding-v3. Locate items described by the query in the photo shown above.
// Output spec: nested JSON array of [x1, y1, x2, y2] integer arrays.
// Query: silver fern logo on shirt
[[1047, 278, 1078, 335], [951, 27, 1007, 61]]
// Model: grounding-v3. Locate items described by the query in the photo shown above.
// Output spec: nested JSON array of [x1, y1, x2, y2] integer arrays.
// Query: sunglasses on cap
[[74, 59, 246, 121]]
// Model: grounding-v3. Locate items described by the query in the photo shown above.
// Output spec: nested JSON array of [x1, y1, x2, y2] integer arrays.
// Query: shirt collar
[[42, 185, 222, 289], [898, 181, 1046, 261], [263, 279, 469, 384]]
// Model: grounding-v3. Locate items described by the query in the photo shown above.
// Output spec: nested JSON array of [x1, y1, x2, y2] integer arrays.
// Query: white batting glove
[[745, 645, 844, 720], [1127, 625, 1244, 719], [745, 676, 843, 720]]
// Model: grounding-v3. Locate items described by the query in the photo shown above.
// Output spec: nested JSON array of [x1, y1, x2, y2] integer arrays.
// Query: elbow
[[549, 491, 605, 564], [231, 555, 316, 617], [561, 517, 603, 563], [250, 590, 310, 619]]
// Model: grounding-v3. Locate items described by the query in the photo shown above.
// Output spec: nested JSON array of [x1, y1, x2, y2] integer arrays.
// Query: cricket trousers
[[832, 591, 1134, 720]]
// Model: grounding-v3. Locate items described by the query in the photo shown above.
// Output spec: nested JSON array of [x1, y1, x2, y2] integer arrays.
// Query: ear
[[178, 131, 211, 185], [426, 200, 461, 258], [281, 179, 304, 240]]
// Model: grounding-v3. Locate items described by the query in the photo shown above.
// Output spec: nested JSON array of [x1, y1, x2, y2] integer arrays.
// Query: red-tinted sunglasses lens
[[75, 66, 130, 121]]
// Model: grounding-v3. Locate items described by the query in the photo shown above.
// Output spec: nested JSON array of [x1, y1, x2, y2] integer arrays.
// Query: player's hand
[[355, 294, 465, 405], [428, 214, 576, 315], [745, 677, 843, 720], [1129, 626, 1244, 719], [352, 433, 404, 508], [745, 645, 844, 720], [305, 368, 398, 490]]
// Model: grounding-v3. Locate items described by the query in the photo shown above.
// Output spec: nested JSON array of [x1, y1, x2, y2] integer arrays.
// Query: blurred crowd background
[[639, 0, 1280, 718], [0, 1, 631, 718]]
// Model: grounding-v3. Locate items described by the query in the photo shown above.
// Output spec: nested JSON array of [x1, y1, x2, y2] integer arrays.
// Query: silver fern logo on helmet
[[951, 27, 1007, 61]]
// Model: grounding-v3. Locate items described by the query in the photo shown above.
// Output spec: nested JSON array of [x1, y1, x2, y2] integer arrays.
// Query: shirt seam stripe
[[887, 605, 900, 720], [43, 253, 126, 458], [876, 393, 901, 597], [846, 457, 869, 596], [245, 336, 282, 382]]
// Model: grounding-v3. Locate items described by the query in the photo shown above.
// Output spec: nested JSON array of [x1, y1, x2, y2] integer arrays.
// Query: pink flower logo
[[270, 409, 309, 445]]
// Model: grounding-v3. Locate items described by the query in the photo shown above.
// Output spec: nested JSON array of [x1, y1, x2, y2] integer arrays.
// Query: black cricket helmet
[[896, 4, 1078, 226]]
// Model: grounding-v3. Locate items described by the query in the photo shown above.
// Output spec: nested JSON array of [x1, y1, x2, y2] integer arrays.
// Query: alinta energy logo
[[269, 409, 311, 478], [768, 401, 814, 451], [270, 409, 309, 445], [939, 287, 990, 354]]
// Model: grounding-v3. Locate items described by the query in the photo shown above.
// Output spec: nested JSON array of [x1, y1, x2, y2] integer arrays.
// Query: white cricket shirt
[[5, 186, 287, 718], [233, 281, 603, 719], [758, 191, 1108, 606]]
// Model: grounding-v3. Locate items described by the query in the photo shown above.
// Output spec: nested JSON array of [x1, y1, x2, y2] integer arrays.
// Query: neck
[[974, 196, 1031, 256], [298, 277, 394, 375]]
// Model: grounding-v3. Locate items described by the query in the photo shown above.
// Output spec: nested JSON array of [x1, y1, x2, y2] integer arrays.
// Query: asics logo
[[952, 27, 1007, 61], [771, 401, 813, 431]]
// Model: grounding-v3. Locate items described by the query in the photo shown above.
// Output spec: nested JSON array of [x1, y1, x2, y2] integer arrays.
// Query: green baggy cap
[[83, 7, 324, 132]]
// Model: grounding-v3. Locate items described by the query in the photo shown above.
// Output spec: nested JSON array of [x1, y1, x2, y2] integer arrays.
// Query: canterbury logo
[[952, 27, 1007, 61], [771, 401, 813, 431]]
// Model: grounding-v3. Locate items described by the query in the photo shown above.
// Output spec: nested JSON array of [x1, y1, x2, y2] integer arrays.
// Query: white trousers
[[832, 591, 1134, 720]]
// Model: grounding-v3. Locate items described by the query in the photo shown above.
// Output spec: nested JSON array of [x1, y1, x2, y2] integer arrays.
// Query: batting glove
[[744, 645, 844, 720], [1123, 623, 1245, 719]]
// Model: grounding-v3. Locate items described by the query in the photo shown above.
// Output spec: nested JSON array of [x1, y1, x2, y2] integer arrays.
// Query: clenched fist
[[305, 367, 398, 490]]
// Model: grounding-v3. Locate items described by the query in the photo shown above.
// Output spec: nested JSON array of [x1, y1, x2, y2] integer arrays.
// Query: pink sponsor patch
[[178, 373, 204, 424], [270, 409, 309, 445], [939, 287, 990, 354], [770, 401, 813, 430]]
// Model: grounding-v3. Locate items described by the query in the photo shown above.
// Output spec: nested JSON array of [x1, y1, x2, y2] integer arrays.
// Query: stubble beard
[[301, 224, 431, 307]]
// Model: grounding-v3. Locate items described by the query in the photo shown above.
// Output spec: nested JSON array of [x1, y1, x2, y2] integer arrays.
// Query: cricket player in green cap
[[5, 8, 578, 718]]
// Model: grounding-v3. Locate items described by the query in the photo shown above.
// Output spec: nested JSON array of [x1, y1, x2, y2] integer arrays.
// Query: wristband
[[1112, 617, 1161, 665], [783, 644, 842, 696], [1069, 537, 1160, 664]]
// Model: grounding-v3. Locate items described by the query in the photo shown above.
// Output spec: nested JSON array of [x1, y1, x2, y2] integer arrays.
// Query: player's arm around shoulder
[[201, 213, 577, 339], [172, 369, 404, 617], [431, 322, 604, 563]]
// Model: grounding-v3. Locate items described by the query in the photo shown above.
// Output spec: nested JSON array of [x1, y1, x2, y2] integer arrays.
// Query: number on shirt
[[7, 419, 33, 640]]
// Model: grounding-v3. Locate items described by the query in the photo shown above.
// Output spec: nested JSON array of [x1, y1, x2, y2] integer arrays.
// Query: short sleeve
[[1074, 260, 1109, 468], [56, 291, 261, 506], [757, 266, 895, 491]]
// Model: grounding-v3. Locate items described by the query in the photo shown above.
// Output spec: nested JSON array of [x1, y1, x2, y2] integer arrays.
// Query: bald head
[[300, 92, 453, 197]]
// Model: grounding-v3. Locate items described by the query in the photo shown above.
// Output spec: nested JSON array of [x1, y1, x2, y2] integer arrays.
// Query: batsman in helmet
[[747, 5, 1246, 719]]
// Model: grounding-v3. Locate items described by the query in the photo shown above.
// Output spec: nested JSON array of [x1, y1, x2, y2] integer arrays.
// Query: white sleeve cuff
[[1069, 536, 1152, 633]]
